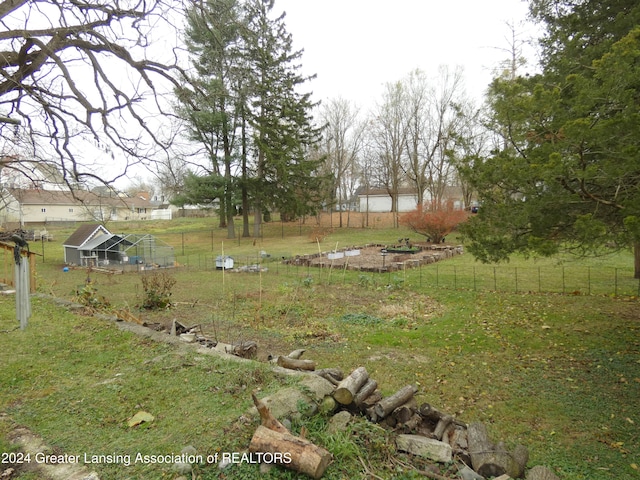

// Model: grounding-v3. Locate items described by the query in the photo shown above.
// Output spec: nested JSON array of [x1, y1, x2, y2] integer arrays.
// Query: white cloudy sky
[[273, 0, 540, 108]]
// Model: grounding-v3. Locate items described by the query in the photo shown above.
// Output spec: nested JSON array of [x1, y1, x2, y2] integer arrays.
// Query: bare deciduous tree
[[369, 81, 409, 227], [420, 66, 466, 207], [0, 0, 188, 190], [318, 97, 365, 227]]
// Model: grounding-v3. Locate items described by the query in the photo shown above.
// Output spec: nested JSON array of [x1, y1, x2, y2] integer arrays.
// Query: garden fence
[[173, 252, 640, 297]]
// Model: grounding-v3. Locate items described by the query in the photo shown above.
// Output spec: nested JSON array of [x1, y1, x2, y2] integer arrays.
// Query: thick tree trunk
[[634, 241, 640, 279]]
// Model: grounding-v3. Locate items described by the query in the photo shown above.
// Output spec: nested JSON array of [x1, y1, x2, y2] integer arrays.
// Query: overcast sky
[[274, 0, 540, 109]]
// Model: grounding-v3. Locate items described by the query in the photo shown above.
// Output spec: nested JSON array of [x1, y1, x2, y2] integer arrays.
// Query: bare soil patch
[[296, 244, 462, 272]]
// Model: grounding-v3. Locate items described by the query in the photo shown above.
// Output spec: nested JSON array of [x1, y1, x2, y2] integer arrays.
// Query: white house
[[357, 188, 421, 213], [357, 186, 471, 213], [0, 188, 154, 226]]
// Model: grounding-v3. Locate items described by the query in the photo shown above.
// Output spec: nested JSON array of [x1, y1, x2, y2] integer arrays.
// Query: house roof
[[358, 187, 419, 196], [357, 186, 468, 199], [63, 224, 110, 247], [8, 188, 152, 209]]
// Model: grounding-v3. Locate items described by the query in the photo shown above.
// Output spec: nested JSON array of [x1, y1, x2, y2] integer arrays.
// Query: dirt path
[[1, 414, 99, 480]]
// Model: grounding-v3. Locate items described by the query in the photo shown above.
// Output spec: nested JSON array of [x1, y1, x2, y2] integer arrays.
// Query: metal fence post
[[473, 266, 476, 291], [15, 252, 31, 330], [493, 267, 497, 291]]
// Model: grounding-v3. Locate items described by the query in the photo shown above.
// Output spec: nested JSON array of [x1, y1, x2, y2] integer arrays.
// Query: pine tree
[[243, 0, 325, 236], [175, 0, 246, 238], [463, 0, 640, 277], [176, 0, 325, 238]]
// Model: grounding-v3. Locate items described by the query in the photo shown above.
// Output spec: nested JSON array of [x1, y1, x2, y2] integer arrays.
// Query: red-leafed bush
[[400, 202, 469, 244]]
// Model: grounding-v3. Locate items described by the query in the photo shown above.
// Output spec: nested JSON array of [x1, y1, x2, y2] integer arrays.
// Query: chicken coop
[[63, 225, 175, 271]]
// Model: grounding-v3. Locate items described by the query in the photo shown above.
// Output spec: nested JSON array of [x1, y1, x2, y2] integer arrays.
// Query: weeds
[[74, 284, 110, 310], [339, 312, 382, 326], [139, 271, 176, 309]]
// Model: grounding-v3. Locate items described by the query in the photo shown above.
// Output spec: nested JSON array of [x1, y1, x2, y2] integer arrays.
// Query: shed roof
[[80, 233, 118, 251], [63, 224, 109, 247]]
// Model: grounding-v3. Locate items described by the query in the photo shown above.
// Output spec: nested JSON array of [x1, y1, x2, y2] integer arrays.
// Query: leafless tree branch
[[0, 0, 190, 189]]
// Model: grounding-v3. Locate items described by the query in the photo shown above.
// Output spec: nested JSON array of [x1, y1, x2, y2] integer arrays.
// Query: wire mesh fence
[[173, 252, 640, 297]]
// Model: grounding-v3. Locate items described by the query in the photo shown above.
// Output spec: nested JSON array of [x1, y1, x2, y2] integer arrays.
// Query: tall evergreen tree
[[176, 0, 245, 238], [176, 0, 324, 237], [462, 0, 640, 277], [243, 0, 325, 235]]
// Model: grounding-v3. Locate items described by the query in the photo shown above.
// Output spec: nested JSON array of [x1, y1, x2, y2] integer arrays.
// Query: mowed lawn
[[1, 217, 638, 479]]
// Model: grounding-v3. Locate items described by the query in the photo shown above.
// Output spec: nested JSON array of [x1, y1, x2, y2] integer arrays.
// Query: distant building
[[0, 188, 153, 226], [357, 185, 473, 213], [357, 187, 421, 213], [63, 223, 174, 269]]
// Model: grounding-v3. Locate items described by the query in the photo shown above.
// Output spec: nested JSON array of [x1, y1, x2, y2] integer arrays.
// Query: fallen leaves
[[127, 411, 154, 428]]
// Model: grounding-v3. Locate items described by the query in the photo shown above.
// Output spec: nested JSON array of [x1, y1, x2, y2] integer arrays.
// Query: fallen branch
[[252, 392, 288, 434]]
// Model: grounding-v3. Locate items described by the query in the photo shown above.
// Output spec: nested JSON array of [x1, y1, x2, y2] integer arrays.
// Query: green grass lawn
[[1, 218, 639, 479]]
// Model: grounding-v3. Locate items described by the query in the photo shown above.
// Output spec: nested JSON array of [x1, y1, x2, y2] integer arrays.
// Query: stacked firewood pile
[[262, 353, 560, 480]]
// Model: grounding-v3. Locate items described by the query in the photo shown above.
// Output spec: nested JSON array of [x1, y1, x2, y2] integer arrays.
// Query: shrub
[[400, 201, 469, 244], [139, 272, 176, 310]]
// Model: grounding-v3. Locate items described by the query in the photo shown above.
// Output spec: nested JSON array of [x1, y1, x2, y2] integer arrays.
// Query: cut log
[[249, 425, 332, 479], [287, 349, 306, 359], [374, 385, 418, 420], [511, 444, 529, 478], [433, 414, 454, 441], [418, 403, 467, 429], [318, 395, 337, 415], [526, 465, 560, 480], [333, 367, 369, 405], [395, 434, 452, 463], [232, 341, 257, 359], [252, 393, 289, 434], [353, 378, 378, 407], [276, 356, 316, 371], [314, 367, 344, 379], [313, 368, 344, 386], [393, 405, 415, 425], [468, 422, 528, 479]]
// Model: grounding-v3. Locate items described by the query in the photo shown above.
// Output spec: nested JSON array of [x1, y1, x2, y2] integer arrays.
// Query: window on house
[[69, 208, 74, 213], [41, 208, 46, 213]]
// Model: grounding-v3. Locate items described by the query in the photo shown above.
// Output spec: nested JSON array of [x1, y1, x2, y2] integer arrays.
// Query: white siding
[[358, 193, 419, 213]]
